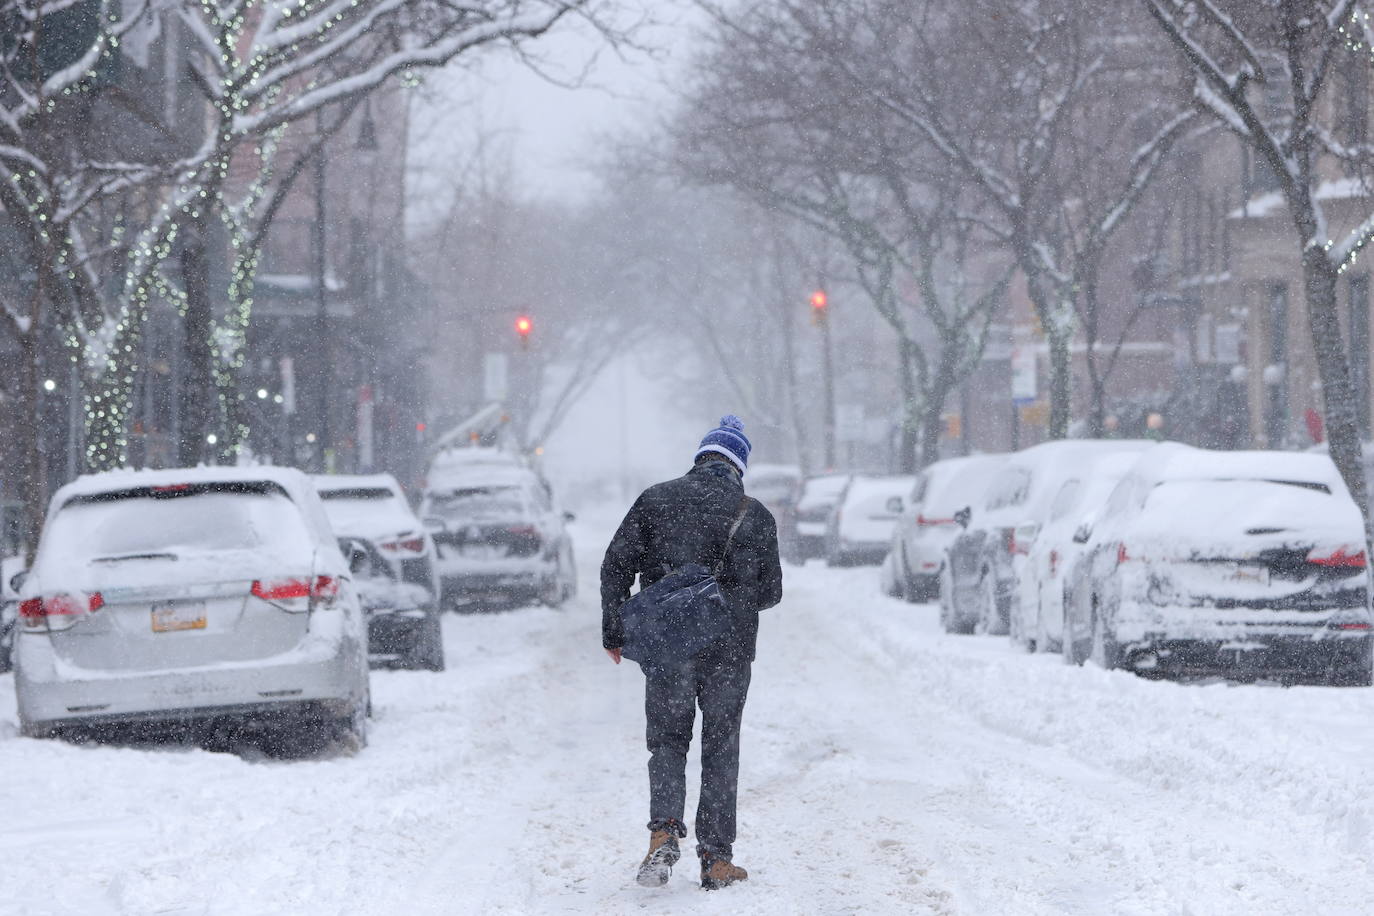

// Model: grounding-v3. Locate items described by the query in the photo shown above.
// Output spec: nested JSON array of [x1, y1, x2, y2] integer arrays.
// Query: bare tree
[[772, 0, 1192, 441], [674, 0, 1008, 471], [1145, 0, 1373, 525], [0, 0, 609, 539]]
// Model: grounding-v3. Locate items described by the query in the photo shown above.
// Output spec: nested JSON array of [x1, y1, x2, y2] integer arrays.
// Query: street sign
[[484, 352, 509, 402]]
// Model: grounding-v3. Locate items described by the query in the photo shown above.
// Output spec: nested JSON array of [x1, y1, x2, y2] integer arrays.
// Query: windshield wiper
[[91, 552, 179, 563]]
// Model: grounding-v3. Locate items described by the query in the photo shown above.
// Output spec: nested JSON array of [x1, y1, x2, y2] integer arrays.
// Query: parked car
[[747, 464, 802, 559], [1064, 445, 1372, 685], [941, 440, 1152, 636], [890, 454, 1007, 602], [14, 468, 371, 748], [1018, 450, 1148, 653], [791, 473, 851, 562], [420, 464, 576, 609], [313, 474, 444, 672], [825, 475, 916, 566]]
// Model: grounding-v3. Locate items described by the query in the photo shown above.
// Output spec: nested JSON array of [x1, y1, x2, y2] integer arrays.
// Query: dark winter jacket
[[601, 460, 784, 661]]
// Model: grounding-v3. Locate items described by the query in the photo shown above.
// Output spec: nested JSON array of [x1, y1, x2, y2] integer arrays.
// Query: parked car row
[[7, 446, 580, 751], [769, 467, 915, 568], [884, 442, 1373, 686]]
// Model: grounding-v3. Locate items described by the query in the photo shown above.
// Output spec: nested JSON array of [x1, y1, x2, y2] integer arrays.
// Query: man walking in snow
[[601, 415, 784, 891]]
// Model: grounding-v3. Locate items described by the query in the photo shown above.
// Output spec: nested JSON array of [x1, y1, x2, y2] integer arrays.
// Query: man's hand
[[606, 648, 622, 665]]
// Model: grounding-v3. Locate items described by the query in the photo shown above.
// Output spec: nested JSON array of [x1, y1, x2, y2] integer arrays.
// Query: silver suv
[[15, 468, 370, 749]]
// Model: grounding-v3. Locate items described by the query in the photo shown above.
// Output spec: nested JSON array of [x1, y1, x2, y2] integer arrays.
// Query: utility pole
[[314, 112, 332, 473]]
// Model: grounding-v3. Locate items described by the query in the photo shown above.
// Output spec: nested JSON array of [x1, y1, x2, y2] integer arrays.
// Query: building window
[[1266, 283, 1289, 447], [1351, 274, 1370, 437]]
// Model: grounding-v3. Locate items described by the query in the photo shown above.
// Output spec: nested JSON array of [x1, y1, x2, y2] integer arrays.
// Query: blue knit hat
[[694, 415, 752, 474]]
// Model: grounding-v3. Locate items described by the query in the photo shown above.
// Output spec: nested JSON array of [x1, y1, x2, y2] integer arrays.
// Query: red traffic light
[[810, 290, 827, 310], [515, 316, 533, 336]]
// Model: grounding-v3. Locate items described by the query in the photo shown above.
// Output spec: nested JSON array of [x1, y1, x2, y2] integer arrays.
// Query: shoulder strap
[[712, 496, 752, 578]]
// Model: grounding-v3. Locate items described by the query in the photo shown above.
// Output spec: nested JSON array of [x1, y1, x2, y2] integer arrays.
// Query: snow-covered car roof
[[842, 475, 917, 505], [921, 453, 1009, 516], [1138, 443, 1350, 493], [982, 439, 1154, 523], [423, 464, 543, 495], [429, 447, 525, 474], [749, 463, 802, 481], [797, 473, 851, 511], [312, 473, 420, 541]]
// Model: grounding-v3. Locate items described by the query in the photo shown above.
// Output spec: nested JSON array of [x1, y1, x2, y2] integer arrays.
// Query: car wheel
[[976, 573, 1008, 636], [1328, 639, 1373, 686], [1089, 598, 1120, 671], [336, 692, 369, 752], [416, 614, 446, 672]]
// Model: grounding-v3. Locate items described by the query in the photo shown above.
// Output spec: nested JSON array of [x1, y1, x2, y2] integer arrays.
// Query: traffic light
[[516, 315, 533, 349], [810, 289, 828, 325]]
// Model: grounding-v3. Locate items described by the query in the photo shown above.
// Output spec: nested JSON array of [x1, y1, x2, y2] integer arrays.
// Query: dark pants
[[645, 647, 752, 859]]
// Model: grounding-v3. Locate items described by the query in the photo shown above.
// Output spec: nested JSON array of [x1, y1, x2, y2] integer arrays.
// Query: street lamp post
[[811, 288, 837, 469]]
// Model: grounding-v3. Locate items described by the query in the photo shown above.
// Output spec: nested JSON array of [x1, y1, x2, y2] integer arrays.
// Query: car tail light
[[507, 525, 538, 537], [1117, 543, 1131, 565], [379, 537, 425, 554], [252, 576, 338, 610], [1049, 549, 1059, 576], [1307, 546, 1367, 568], [1334, 621, 1371, 630], [19, 592, 103, 630], [917, 514, 954, 527]]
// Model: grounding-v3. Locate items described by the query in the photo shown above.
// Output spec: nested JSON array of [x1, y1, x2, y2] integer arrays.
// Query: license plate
[[151, 602, 207, 632], [1225, 564, 1270, 587]]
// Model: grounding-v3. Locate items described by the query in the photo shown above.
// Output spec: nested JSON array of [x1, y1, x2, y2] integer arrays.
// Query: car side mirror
[[885, 496, 904, 514], [8, 569, 26, 595], [563, 511, 576, 523], [1072, 523, 1092, 544], [339, 539, 369, 576], [954, 506, 972, 529]]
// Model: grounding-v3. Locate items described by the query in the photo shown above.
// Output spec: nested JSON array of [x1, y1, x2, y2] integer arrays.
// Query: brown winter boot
[[700, 852, 748, 890], [636, 821, 684, 888]]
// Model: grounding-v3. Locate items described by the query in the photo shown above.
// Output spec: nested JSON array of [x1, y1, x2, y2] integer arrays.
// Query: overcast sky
[[412, 7, 700, 205]]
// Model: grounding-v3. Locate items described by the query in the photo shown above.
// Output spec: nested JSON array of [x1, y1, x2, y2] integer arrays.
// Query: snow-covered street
[[4, 516, 1374, 916]]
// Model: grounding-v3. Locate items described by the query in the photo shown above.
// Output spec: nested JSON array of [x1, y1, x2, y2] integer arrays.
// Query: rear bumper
[[440, 571, 546, 602], [15, 631, 367, 733], [1120, 633, 1371, 681], [1113, 599, 1372, 680], [367, 610, 432, 661]]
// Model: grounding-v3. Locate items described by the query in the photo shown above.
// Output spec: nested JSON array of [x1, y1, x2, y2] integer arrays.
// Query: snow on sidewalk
[[1, 522, 1372, 914]]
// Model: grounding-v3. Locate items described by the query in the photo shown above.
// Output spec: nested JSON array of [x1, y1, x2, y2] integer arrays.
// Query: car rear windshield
[[429, 486, 525, 518], [44, 482, 312, 565]]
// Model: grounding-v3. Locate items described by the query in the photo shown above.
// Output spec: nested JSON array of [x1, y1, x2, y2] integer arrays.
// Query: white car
[[15, 467, 370, 748], [1019, 450, 1148, 653], [420, 464, 576, 608], [1065, 445, 1372, 685], [792, 474, 851, 562], [825, 475, 916, 566], [313, 474, 444, 671], [943, 440, 1152, 637], [890, 454, 1007, 602]]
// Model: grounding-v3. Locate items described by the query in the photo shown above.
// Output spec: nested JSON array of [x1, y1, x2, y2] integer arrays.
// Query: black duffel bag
[[619, 499, 750, 667]]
